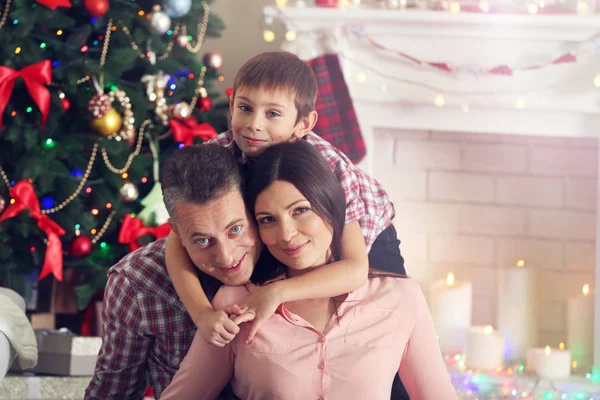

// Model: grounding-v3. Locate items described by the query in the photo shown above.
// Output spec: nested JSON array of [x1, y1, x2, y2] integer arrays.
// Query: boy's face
[[229, 86, 317, 158]]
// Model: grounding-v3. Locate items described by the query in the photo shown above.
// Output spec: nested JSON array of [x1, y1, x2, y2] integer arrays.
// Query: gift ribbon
[[169, 117, 218, 146], [118, 214, 171, 252]]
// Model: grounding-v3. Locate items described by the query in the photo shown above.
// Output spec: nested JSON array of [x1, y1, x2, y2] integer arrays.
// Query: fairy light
[[44, 138, 55, 148], [81, 45, 89, 52], [40, 42, 46, 49], [434, 95, 445, 107], [121, 172, 128, 179], [138, 10, 144, 16], [527, 3, 538, 14], [263, 29, 275, 42], [285, 30, 296, 41], [30, 246, 35, 252], [515, 98, 525, 109], [356, 72, 367, 83], [85, 187, 92, 194], [56, 29, 63, 35], [106, 203, 112, 209], [218, 75, 225, 81], [10, 199, 15, 205], [582, 284, 590, 296], [479, 0, 490, 11], [90, 228, 97, 235], [10, 111, 16, 117], [26, 107, 32, 113], [594, 74, 600, 88], [91, 208, 99, 215], [275, 0, 288, 6], [14, 47, 21, 54], [141, 177, 148, 183], [517, 259, 525, 268], [449, 1, 460, 13], [559, 342, 565, 350], [100, 242, 107, 249], [577, 1, 589, 14]]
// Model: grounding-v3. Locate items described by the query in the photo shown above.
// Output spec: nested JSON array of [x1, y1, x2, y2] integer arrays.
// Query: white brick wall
[[373, 128, 597, 346]]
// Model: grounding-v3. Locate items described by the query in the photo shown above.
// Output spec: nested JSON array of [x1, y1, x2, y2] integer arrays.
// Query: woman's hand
[[230, 283, 282, 344]]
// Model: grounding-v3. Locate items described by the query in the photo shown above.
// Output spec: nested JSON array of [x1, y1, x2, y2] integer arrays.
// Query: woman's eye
[[258, 216, 274, 224], [294, 207, 309, 215]]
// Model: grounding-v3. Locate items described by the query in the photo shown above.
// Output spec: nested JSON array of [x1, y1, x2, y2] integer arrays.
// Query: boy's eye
[[239, 105, 251, 112], [230, 225, 242, 234], [266, 111, 281, 117]]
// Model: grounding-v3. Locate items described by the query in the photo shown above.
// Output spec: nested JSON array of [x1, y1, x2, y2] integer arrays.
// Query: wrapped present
[[32, 329, 101, 376], [0, 375, 90, 399]]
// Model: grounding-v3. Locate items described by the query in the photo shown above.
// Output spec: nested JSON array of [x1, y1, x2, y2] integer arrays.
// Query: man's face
[[229, 86, 313, 158], [170, 189, 261, 286]]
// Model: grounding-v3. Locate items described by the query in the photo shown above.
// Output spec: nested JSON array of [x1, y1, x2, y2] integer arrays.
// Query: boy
[[166, 51, 405, 346]]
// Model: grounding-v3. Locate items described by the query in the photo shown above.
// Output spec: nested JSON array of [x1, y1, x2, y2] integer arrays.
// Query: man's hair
[[162, 144, 244, 224], [233, 51, 318, 123]]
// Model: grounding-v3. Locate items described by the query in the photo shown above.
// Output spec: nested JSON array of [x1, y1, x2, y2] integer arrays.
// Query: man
[[85, 144, 262, 399]]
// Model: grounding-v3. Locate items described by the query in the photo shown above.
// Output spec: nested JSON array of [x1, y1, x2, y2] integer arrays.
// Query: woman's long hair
[[248, 140, 406, 281]]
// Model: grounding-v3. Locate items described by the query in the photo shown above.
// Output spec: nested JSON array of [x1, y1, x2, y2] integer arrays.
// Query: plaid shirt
[[85, 238, 196, 400], [208, 131, 394, 251]]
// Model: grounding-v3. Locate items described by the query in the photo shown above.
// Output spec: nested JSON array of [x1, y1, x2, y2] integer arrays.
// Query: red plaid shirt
[[85, 238, 196, 400], [208, 131, 394, 251]]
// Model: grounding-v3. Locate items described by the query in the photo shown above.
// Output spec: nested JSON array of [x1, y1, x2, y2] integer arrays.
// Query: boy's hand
[[196, 305, 245, 348], [231, 283, 281, 344]]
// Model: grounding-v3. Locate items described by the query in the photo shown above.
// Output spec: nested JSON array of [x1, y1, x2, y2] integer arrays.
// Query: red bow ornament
[[35, 0, 72, 9], [0, 60, 52, 129], [169, 117, 218, 146], [118, 214, 171, 252], [0, 181, 66, 281]]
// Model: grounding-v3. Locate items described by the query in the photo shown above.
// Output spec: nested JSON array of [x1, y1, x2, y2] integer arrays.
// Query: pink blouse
[[161, 277, 458, 400]]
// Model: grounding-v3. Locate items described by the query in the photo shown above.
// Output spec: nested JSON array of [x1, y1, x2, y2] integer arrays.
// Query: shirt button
[[318, 362, 325, 370], [318, 336, 325, 343], [175, 350, 181, 355]]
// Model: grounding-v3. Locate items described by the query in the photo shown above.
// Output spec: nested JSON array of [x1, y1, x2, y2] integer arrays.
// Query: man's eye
[[196, 238, 209, 245], [231, 225, 242, 234]]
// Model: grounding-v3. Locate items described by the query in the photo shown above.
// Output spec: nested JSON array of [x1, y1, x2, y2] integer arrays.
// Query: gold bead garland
[[91, 211, 115, 244], [0, 0, 11, 29], [100, 119, 150, 175]]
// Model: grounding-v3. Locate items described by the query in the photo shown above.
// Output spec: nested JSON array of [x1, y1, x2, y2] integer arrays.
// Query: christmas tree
[[0, 0, 226, 310]]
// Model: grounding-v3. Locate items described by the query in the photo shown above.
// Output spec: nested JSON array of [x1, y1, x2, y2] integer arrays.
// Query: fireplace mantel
[[266, 5, 600, 371]]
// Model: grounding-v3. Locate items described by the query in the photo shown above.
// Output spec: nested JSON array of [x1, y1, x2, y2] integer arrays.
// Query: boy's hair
[[233, 52, 318, 123], [161, 144, 244, 225]]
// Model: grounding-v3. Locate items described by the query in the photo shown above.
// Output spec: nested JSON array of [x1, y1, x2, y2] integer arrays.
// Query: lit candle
[[464, 325, 505, 370], [526, 345, 571, 379], [497, 260, 537, 360], [429, 272, 473, 354], [567, 284, 594, 369]]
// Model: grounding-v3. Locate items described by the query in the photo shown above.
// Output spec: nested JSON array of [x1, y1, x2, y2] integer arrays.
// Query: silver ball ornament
[[163, 0, 192, 17], [202, 52, 224, 71], [120, 182, 139, 202], [151, 11, 171, 34]]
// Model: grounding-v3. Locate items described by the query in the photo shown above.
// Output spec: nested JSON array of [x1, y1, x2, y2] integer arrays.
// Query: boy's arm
[[238, 221, 368, 342], [165, 232, 242, 346]]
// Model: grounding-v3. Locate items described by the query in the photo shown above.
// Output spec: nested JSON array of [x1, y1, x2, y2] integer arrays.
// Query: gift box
[[29, 329, 101, 376]]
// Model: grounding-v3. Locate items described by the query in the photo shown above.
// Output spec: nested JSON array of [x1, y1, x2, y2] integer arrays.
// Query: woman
[[161, 141, 457, 400]]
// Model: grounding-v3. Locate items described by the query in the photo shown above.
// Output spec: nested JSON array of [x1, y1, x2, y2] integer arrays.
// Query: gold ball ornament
[[119, 182, 139, 202], [90, 107, 123, 137]]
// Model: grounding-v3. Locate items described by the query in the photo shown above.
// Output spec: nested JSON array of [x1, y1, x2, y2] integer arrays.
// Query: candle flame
[[447, 272, 455, 287], [583, 284, 590, 296], [559, 342, 565, 350], [544, 346, 551, 355], [516, 260, 525, 268], [484, 325, 493, 335]]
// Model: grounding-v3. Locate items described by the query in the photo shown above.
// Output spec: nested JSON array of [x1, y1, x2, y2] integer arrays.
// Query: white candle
[[526, 346, 571, 379], [567, 284, 594, 369], [497, 260, 537, 360], [429, 272, 473, 354], [464, 325, 505, 370]]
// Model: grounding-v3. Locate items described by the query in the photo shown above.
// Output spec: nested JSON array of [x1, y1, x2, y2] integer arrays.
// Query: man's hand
[[231, 283, 281, 344], [195, 305, 245, 347]]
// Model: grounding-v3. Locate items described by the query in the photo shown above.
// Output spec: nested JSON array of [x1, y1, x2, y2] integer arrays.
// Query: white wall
[[203, 0, 285, 94], [373, 129, 597, 347]]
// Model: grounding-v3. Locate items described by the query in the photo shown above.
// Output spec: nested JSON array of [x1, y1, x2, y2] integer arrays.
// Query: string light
[[85, 187, 92, 194], [275, 0, 288, 6], [434, 95, 445, 107], [121, 172, 128, 179], [44, 138, 55, 148], [515, 98, 525, 109], [81, 45, 89, 52], [100, 242, 108, 249], [14, 47, 21, 54], [26, 107, 32, 113], [479, 0, 490, 12], [106, 202, 112, 209], [10, 199, 15, 205], [10, 111, 16, 117], [449, 1, 460, 13], [356, 72, 367, 83], [263, 29, 275, 42], [527, 3, 538, 14], [138, 10, 144, 16], [285, 30, 296, 41], [91, 229, 97, 235], [594, 74, 600, 88], [141, 177, 148, 183], [40, 42, 46, 49], [91, 208, 99, 215], [576, 1, 589, 14], [218, 75, 225, 81]]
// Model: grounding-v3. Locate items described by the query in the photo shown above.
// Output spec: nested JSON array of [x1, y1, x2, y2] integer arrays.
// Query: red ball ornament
[[70, 235, 93, 258], [200, 96, 212, 112], [61, 97, 71, 111], [83, 0, 109, 17]]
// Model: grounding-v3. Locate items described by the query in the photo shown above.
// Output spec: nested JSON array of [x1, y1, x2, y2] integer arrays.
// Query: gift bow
[[0, 60, 52, 128], [35, 0, 72, 9], [169, 117, 217, 146], [0, 181, 66, 281], [118, 214, 171, 252]]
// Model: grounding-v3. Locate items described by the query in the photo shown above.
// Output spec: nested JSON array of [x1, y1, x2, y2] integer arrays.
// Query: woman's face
[[254, 180, 333, 275]]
